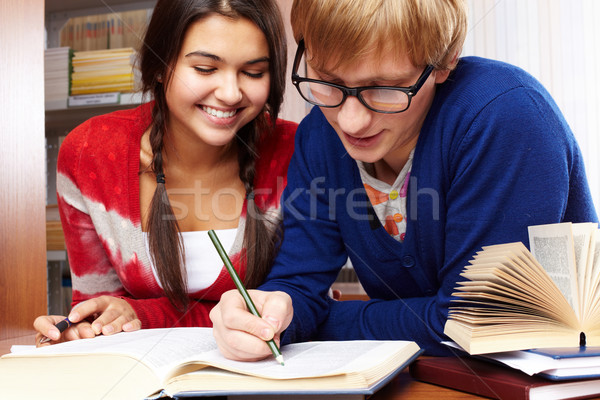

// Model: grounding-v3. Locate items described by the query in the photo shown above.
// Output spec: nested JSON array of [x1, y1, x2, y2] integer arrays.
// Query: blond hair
[[290, 0, 467, 71]]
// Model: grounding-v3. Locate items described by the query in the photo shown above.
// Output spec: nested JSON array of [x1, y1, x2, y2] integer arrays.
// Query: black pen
[[208, 230, 285, 366], [39, 318, 72, 344]]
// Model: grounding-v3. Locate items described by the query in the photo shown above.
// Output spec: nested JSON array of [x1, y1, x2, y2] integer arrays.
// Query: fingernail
[[49, 330, 60, 340], [68, 312, 79, 321], [260, 328, 273, 340], [122, 323, 131, 331], [103, 325, 114, 334], [92, 323, 102, 334]]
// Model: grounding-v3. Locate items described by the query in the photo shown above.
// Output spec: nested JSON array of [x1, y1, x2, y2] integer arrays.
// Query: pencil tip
[[276, 355, 285, 366]]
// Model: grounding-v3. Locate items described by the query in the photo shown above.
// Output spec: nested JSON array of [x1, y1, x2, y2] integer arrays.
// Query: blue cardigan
[[260, 57, 598, 355]]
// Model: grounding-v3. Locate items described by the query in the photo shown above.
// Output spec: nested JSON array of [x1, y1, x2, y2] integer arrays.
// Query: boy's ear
[[434, 68, 451, 84], [435, 50, 460, 84]]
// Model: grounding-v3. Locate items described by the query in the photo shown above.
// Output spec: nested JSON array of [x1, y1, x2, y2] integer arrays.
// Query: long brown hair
[[138, 0, 287, 309]]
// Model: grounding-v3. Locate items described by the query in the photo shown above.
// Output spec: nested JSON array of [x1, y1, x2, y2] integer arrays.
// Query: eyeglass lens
[[298, 81, 410, 113]]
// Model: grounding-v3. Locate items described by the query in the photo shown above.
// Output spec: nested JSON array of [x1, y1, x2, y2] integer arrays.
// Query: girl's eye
[[194, 66, 215, 74], [243, 70, 266, 79]]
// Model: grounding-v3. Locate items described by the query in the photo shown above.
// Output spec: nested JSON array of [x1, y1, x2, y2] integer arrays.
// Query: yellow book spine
[[72, 74, 133, 86], [70, 83, 135, 95]]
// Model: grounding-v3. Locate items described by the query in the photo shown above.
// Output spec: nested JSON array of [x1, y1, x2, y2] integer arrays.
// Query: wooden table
[[370, 366, 484, 399], [0, 334, 36, 355]]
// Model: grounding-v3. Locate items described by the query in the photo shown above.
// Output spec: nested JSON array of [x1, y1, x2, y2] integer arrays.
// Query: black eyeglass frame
[[291, 39, 435, 114]]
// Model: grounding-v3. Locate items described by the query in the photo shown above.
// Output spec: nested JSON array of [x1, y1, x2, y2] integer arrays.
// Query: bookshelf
[[44, 1, 155, 203], [44, 1, 155, 125], [46, 92, 145, 131], [44, 1, 156, 315]]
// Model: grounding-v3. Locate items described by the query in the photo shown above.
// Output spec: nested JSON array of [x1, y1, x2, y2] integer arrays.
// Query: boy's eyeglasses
[[291, 39, 434, 114]]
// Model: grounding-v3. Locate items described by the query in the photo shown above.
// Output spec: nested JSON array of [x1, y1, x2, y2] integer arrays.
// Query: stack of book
[[412, 221, 600, 399], [44, 47, 72, 110], [410, 354, 600, 400], [70, 47, 140, 96]]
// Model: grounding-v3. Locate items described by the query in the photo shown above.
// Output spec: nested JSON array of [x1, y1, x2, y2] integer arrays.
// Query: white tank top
[[143, 228, 238, 292]]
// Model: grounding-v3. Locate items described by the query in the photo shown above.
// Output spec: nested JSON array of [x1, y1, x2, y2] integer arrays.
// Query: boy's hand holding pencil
[[208, 230, 293, 365]]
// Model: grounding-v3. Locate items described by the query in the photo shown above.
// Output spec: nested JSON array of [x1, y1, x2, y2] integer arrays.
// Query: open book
[[444, 222, 600, 355], [0, 327, 421, 400]]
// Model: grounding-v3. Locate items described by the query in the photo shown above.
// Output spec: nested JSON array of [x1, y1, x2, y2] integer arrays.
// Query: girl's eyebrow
[[185, 50, 269, 65], [185, 50, 221, 61]]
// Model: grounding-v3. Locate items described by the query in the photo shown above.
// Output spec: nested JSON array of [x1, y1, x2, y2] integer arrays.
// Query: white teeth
[[202, 106, 237, 118]]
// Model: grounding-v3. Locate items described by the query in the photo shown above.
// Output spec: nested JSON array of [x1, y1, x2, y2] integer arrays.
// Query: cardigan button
[[401, 255, 415, 268]]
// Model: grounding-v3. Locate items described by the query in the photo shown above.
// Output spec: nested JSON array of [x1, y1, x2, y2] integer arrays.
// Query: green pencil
[[208, 229, 285, 366]]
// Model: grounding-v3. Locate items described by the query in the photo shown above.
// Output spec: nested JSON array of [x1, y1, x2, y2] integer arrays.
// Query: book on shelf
[[107, 9, 152, 50], [44, 47, 73, 110], [71, 66, 136, 79], [409, 356, 600, 400], [71, 47, 137, 60], [444, 222, 600, 355], [70, 84, 139, 96], [59, 14, 108, 52], [70, 47, 140, 96], [0, 327, 422, 400], [59, 9, 152, 52]]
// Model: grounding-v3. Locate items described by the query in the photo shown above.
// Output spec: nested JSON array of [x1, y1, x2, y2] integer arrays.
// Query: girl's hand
[[34, 296, 141, 346], [67, 296, 142, 336], [34, 315, 94, 346]]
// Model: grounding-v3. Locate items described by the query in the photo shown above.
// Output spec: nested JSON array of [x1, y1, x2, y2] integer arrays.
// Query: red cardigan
[[56, 102, 297, 328]]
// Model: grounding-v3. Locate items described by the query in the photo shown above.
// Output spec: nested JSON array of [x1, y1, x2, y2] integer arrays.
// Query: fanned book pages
[[444, 222, 600, 355], [0, 328, 422, 400]]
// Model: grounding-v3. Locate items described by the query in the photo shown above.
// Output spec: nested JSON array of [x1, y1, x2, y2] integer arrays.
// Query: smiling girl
[[34, 0, 296, 345]]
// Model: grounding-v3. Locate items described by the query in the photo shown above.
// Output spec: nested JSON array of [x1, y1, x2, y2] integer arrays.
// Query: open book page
[[474, 243, 561, 299], [585, 230, 600, 325], [572, 224, 598, 321], [4, 328, 418, 383], [460, 243, 577, 326], [159, 341, 421, 398], [181, 340, 415, 381], [8, 345, 35, 354], [4, 327, 218, 382], [528, 223, 579, 319]]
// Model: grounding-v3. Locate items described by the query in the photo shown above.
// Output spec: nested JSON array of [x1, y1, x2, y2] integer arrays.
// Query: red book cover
[[409, 357, 600, 400]]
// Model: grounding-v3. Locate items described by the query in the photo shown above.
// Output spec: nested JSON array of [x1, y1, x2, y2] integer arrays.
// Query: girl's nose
[[215, 74, 243, 104]]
